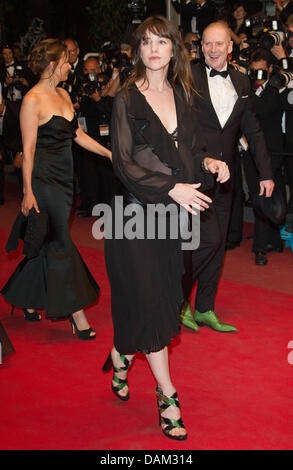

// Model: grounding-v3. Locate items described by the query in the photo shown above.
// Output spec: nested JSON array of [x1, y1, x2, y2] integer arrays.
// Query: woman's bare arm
[[74, 123, 112, 160], [20, 93, 40, 215]]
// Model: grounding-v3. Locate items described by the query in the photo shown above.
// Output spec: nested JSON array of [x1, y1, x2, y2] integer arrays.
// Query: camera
[[258, 18, 285, 50], [82, 73, 101, 96], [245, 15, 263, 28], [249, 69, 268, 81], [259, 30, 285, 50], [7, 65, 24, 90], [111, 53, 133, 86], [269, 69, 293, 88], [128, 1, 145, 22], [191, 39, 201, 53]]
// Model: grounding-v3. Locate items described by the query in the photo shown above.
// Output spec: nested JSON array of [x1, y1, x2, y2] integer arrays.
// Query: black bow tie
[[209, 68, 229, 78]]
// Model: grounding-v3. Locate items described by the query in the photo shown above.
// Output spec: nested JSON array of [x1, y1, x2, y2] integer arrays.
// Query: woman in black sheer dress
[[102, 16, 230, 440], [1, 39, 111, 339]]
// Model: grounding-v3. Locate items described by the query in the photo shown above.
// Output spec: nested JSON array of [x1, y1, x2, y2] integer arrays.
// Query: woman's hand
[[168, 183, 212, 216], [13, 152, 23, 168], [21, 191, 40, 216], [203, 158, 230, 183]]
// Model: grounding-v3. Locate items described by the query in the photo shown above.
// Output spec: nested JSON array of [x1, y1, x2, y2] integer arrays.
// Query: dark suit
[[280, 88, 293, 214], [0, 60, 34, 101], [179, 0, 217, 37], [78, 96, 115, 208], [244, 84, 285, 252], [183, 62, 273, 312]]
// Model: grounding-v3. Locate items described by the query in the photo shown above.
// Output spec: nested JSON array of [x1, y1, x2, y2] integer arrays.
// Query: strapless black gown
[[1, 115, 100, 318]]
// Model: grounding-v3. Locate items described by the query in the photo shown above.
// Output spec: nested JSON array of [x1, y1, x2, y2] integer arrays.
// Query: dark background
[[0, 0, 266, 55]]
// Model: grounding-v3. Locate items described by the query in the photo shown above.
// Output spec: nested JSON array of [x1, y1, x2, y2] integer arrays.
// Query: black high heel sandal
[[10, 305, 41, 322], [102, 351, 133, 401], [69, 314, 96, 340], [156, 386, 187, 441]]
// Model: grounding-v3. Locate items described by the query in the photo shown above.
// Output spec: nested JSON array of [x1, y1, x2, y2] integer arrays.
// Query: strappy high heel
[[102, 351, 133, 401], [156, 386, 187, 441], [10, 305, 41, 322], [69, 314, 96, 340]]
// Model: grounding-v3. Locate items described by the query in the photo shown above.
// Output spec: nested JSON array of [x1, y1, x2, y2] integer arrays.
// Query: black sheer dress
[[104, 85, 213, 355], [1, 115, 99, 317]]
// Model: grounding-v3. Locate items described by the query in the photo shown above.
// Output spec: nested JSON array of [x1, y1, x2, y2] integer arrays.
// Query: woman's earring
[[49, 73, 54, 87]]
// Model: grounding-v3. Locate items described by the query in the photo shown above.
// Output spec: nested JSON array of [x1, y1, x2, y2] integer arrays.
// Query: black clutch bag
[[6, 208, 49, 258]]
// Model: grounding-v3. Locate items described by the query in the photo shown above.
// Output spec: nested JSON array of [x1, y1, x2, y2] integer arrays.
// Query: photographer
[[172, 0, 218, 37], [0, 44, 33, 102], [183, 32, 201, 61], [76, 57, 115, 217], [244, 48, 286, 264], [60, 38, 84, 107], [106, 51, 133, 97], [227, 2, 253, 59], [274, 0, 293, 25]]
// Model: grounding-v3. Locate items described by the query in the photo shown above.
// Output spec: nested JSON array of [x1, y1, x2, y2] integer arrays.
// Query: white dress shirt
[[206, 64, 238, 128]]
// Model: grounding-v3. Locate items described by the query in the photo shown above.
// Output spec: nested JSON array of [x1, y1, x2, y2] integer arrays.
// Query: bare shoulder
[[57, 86, 71, 103], [21, 88, 41, 116]]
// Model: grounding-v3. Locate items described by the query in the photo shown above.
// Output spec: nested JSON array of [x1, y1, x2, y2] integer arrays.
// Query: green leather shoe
[[193, 310, 238, 333], [180, 300, 199, 332]]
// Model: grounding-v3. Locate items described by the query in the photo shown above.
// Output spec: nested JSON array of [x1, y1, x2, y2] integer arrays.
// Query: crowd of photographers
[[1, 0, 293, 264]]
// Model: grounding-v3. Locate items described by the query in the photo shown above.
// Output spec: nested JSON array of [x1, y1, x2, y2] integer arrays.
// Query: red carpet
[[1, 225, 293, 450]]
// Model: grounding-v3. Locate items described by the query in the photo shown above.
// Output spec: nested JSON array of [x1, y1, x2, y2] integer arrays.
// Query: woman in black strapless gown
[[1, 39, 111, 339]]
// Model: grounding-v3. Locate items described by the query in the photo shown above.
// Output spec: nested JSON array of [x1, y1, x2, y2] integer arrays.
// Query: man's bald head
[[202, 22, 232, 42], [202, 22, 233, 71]]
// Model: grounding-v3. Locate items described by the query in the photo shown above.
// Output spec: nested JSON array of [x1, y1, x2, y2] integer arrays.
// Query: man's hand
[[259, 179, 275, 197], [19, 77, 29, 88], [271, 44, 287, 60], [89, 90, 101, 102], [273, 0, 283, 11], [204, 158, 230, 183]]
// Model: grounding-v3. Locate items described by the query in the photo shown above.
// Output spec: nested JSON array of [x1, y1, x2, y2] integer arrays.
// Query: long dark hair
[[124, 15, 197, 104]]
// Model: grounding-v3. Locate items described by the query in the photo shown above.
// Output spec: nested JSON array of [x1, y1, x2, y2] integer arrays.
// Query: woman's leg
[[110, 346, 135, 398], [146, 346, 187, 438], [72, 309, 96, 337]]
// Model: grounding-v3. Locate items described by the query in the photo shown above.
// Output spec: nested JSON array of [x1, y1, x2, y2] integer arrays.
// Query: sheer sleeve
[[111, 92, 181, 204], [191, 122, 215, 191]]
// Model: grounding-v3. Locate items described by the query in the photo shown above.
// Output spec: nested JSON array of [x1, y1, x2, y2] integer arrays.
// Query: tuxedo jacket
[[191, 62, 273, 181], [0, 60, 34, 99], [252, 84, 283, 155], [280, 88, 293, 152], [2, 100, 22, 152]]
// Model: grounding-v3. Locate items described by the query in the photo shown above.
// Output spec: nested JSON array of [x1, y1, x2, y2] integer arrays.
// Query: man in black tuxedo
[[61, 38, 84, 102], [76, 57, 115, 217], [243, 48, 286, 265], [181, 22, 274, 333], [0, 44, 33, 102]]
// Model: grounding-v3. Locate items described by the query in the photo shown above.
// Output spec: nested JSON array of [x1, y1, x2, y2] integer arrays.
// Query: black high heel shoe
[[102, 351, 133, 401], [156, 386, 187, 441], [10, 305, 41, 322], [69, 314, 96, 340]]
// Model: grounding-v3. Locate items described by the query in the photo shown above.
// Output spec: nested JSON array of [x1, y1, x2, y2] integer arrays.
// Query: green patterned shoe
[[193, 309, 238, 333], [102, 352, 133, 401], [156, 386, 187, 441], [179, 300, 199, 332]]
